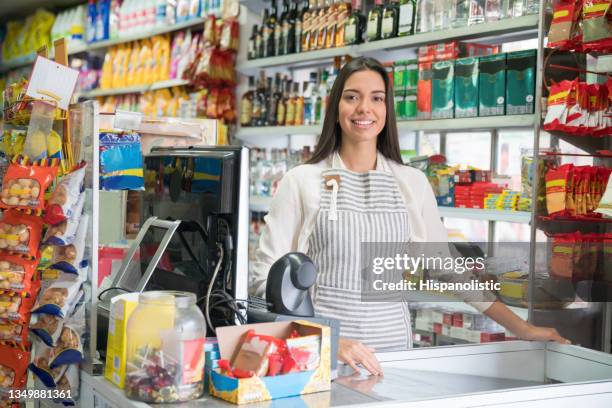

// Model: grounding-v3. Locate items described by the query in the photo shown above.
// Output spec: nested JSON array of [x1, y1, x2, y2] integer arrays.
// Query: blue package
[[95, 0, 110, 41], [99, 131, 144, 191], [87, 0, 97, 43]]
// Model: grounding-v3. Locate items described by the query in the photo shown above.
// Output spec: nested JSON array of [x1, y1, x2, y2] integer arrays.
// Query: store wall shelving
[[80, 79, 191, 99]]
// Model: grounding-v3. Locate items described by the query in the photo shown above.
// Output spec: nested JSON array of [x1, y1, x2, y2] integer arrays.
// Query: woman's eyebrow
[[343, 89, 386, 94]]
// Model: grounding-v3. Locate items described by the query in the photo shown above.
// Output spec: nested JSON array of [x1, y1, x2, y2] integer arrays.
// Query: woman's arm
[[484, 301, 570, 343]]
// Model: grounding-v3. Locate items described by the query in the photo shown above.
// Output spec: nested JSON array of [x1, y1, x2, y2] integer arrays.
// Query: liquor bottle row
[[247, 0, 539, 60], [240, 58, 345, 127]]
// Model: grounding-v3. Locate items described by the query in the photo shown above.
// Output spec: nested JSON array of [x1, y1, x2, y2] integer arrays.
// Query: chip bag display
[[0, 210, 44, 258], [548, 1, 583, 50], [0, 160, 58, 211], [44, 162, 87, 226], [48, 214, 89, 274], [582, 0, 612, 52]]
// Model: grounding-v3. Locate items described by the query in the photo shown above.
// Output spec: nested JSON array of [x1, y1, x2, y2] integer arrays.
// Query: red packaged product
[[417, 63, 432, 120], [0, 286, 38, 324], [0, 160, 58, 212], [0, 210, 44, 258], [548, 1, 583, 50], [0, 322, 28, 345], [0, 254, 39, 297], [544, 80, 578, 133], [582, 0, 612, 52], [0, 343, 30, 390]]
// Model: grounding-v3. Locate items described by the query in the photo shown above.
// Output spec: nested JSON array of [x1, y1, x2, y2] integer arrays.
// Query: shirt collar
[[331, 151, 391, 173]]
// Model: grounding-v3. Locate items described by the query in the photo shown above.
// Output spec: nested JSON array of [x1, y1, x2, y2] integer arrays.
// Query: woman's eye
[[373, 96, 385, 102], [344, 95, 358, 101]]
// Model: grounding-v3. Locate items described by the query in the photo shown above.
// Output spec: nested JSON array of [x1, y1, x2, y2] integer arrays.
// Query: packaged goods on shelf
[[595, 176, 612, 218], [1, 9, 55, 63], [432, 60, 454, 119], [454, 57, 479, 118], [548, 0, 612, 52], [506, 50, 536, 115], [51, 4, 86, 48], [549, 231, 612, 282], [479, 53, 506, 117], [543, 78, 612, 136], [545, 163, 611, 220]]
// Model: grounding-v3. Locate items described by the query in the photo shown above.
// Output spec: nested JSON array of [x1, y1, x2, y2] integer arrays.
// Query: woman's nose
[[356, 98, 371, 113]]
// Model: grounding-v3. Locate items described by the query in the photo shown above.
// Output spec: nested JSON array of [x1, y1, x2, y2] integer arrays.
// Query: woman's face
[[338, 69, 387, 145]]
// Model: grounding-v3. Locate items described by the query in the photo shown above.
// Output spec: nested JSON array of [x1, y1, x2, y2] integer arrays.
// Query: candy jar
[[125, 291, 206, 403]]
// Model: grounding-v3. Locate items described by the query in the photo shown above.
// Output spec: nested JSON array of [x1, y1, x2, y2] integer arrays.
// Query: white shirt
[[250, 152, 494, 313]]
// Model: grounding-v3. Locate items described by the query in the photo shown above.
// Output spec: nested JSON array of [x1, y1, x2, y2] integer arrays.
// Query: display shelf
[[439, 207, 532, 224], [236, 114, 536, 139], [0, 54, 37, 73], [81, 79, 191, 98], [236, 15, 539, 72], [86, 18, 206, 52]]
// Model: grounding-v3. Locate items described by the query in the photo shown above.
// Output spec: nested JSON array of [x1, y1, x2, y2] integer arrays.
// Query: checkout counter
[[77, 341, 612, 407]]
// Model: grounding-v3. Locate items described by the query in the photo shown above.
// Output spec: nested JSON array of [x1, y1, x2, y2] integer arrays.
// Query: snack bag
[[0, 344, 30, 390], [0, 254, 38, 296], [582, 0, 612, 52], [0, 291, 38, 324], [28, 342, 67, 387], [32, 275, 82, 318], [55, 363, 79, 406], [0, 210, 44, 258], [139, 40, 153, 85], [99, 131, 145, 191], [548, 1, 583, 50], [44, 162, 87, 226], [0, 322, 28, 345], [31, 291, 84, 348], [100, 47, 115, 89], [0, 159, 58, 212], [285, 334, 321, 372], [43, 193, 85, 247], [544, 80, 577, 132], [231, 330, 284, 378], [170, 32, 186, 79]]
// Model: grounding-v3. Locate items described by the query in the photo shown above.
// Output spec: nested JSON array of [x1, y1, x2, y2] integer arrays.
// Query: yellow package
[[111, 45, 125, 89], [100, 47, 116, 89], [150, 36, 161, 83], [105, 293, 140, 389], [120, 44, 132, 88], [140, 91, 154, 118], [2, 130, 25, 157], [158, 34, 171, 82], [139, 40, 153, 85], [31, 9, 55, 52], [127, 41, 142, 86], [3, 22, 21, 60], [155, 89, 172, 117]]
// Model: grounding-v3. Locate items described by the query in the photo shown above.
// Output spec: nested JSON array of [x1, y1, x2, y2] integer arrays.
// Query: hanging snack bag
[[47, 214, 89, 274], [0, 210, 44, 257], [32, 275, 82, 318], [0, 254, 38, 295], [29, 342, 67, 387], [544, 80, 577, 133], [43, 193, 85, 247], [44, 163, 87, 226], [548, 0, 583, 50], [582, 0, 612, 52], [55, 364, 79, 406], [31, 291, 83, 348], [546, 164, 575, 216], [0, 291, 37, 325], [99, 131, 144, 191], [0, 322, 28, 345], [0, 159, 58, 212], [0, 344, 30, 390]]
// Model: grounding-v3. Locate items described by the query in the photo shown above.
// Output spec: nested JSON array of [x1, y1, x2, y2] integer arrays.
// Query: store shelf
[[439, 207, 532, 224], [81, 79, 191, 98], [237, 15, 539, 72], [87, 18, 206, 52], [236, 115, 536, 139]]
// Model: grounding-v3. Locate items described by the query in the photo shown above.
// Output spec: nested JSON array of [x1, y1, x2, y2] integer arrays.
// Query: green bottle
[[381, 0, 399, 39], [366, 0, 384, 42], [397, 0, 416, 36]]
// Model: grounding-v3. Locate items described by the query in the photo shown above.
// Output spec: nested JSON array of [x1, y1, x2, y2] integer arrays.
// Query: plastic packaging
[[23, 101, 55, 162], [0, 292, 38, 324], [0, 254, 38, 295], [0, 344, 29, 390], [0, 160, 58, 212], [99, 131, 145, 191], [32, 275, 83, 318], [44, 193, 85, 247], [0, 210, 44, 258], [125, 291, 206, 403], [44, 163, 87, 226], [0, 322, 28, 345]]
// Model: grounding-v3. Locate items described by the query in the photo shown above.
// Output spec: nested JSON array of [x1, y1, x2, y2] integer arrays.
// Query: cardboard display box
[[209, 320, 331, 404]]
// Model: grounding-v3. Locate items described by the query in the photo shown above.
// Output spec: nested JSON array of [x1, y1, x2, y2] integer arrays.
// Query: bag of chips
[[43, 193, 85, 247], [0, 343, 30, 390], [0, 159, 58, 212], [582, 0, 612, 52], [0, 322, 28, 345], [0, 291, 38, 325], [99, 131, 145, 191], [0, 210, 44, 258], [32, 275, 82, 318], [55, 363, 79, 406], [31, 291, 84, 347], [44, 162, 87, 226], [0, 254, 38, 296], [48, 214, 89, 275], [548, 0, 583, 50]]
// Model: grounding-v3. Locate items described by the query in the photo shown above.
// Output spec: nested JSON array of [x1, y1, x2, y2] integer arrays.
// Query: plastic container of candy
[[125, 291, 206, 403]]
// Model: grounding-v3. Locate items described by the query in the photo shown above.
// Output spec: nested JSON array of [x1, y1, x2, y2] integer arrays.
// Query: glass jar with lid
[[125, 291, 206, 403]]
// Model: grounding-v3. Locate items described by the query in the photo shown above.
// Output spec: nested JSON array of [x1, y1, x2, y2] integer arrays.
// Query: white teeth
[[353, 120, 373, 125]]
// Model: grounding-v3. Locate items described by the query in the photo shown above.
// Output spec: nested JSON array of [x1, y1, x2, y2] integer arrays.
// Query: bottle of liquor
[[381, 0, 399, 39], [344, 0, 366, 45], [261, 8, 271, 57], [295, 82, 306, 125], [277, 0, 290, 56], [301, 0, 315, 52], [304, 72, 318, 125], [252, 74, 264, 126], [277, 78, 290, 126], [269, 73, 283, 126], [334, 0, 352, 47], [367, 0, 384, 42], [258, 72, 268, 126], [296, 0, 309, 53], [397, 0, 416, 36], [282, 0, 298, 55], [417, 0, 434, 32], [315, 0, 329, 50], [266, 76, 277, 126], [285, 81, 298, 126], [265, 1, 278, 57], [311, 0, 325, 50], [240, 76, 255, 126], [325, 0, 340, 49], [249, 25, 259, 60]]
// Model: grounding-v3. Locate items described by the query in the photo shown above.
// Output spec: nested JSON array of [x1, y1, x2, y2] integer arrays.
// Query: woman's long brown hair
[[307, 57, 403, 165]]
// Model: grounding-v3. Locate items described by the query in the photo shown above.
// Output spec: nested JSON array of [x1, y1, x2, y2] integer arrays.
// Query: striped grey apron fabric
[[308, 168, 413, 351]]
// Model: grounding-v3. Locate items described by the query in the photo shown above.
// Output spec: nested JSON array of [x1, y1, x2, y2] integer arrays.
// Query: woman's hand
[[517, 323, 571, 344], [338, 337, 383, 376]]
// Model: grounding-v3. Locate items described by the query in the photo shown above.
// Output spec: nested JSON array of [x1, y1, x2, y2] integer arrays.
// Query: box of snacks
[[209, 321, 331, 404]]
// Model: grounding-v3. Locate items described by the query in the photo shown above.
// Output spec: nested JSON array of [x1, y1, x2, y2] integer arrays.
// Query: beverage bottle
[[397, 0, 417, 36], [344, 0, 366, 45], [296, 0, 310, 53], [240, 76, 255, 126], [381, 0, 400, 39], [286, 82, 298, 126], [249, 25, 259, 60], [367, 0, 384, 41], [295, 82, 306, 125], [277, 0, 289, 55]]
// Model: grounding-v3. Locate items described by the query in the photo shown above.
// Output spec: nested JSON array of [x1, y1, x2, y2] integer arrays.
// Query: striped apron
[[308, 168, 413, 351]]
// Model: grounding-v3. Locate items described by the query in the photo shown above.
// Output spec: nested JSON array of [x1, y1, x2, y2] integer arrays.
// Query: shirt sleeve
[[419, 173, 496, 313], [249, 171, 304, 297]]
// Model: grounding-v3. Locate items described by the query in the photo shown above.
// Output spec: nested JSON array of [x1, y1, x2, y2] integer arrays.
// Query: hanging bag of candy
[[0, 157, 58, 212]]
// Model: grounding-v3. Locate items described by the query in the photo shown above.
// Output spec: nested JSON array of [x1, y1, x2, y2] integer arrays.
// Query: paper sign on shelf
[[25, 56, 79, 110], [114, 110, 143, 131]]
